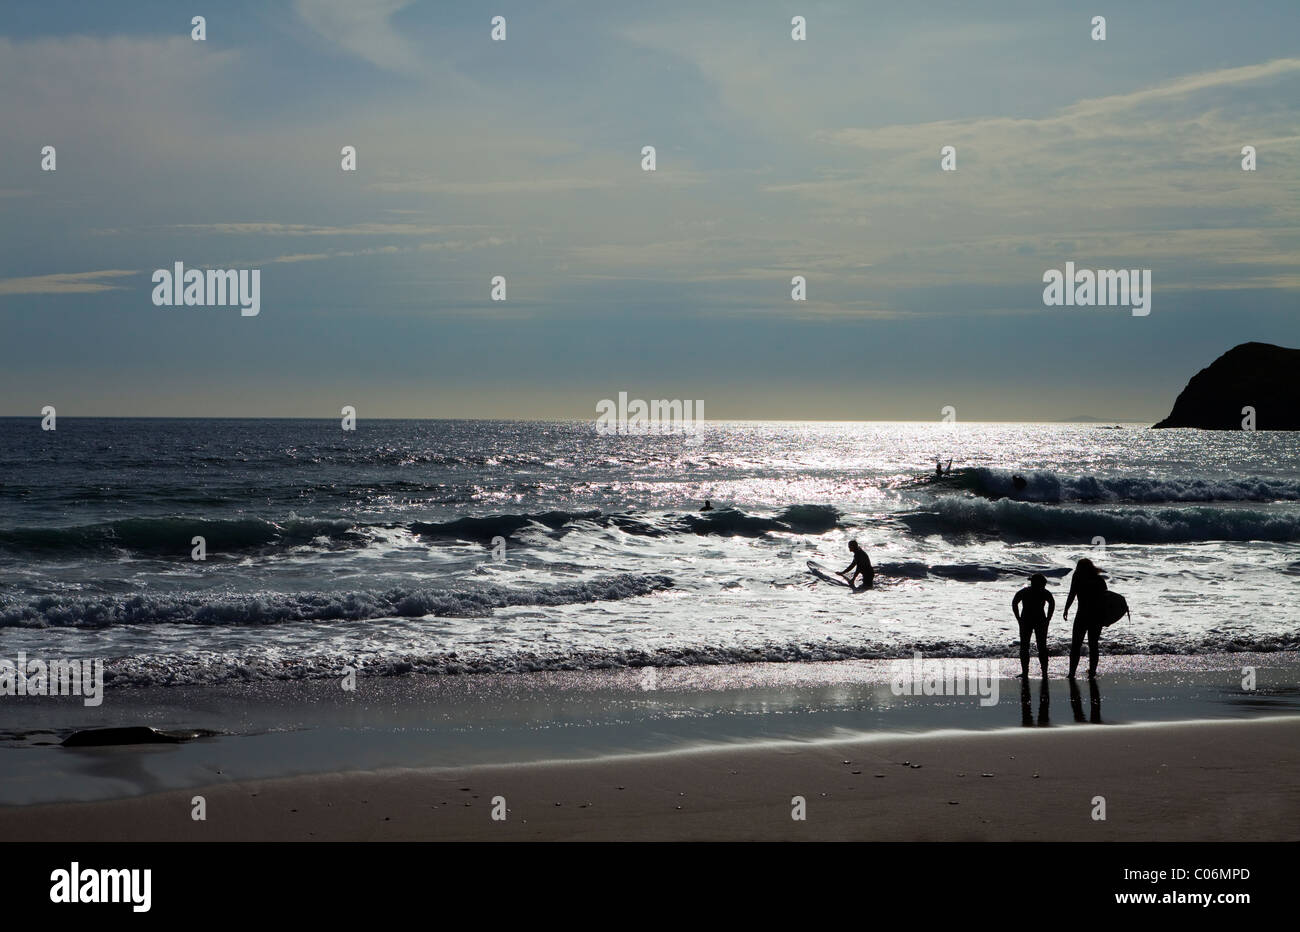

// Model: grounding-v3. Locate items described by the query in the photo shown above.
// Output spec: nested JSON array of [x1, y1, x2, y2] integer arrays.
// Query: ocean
[[3, 417, 1297, 690]]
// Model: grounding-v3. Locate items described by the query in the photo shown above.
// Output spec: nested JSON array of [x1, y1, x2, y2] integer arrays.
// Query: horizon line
[[0, 414, 1154, 424]]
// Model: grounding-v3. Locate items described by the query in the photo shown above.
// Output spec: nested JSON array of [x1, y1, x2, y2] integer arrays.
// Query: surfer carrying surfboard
[[1063, 558, 1108, 679], [838, 539, 875, 589]]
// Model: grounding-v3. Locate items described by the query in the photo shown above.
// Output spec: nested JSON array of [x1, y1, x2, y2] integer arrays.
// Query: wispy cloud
[[294, 0, 424, 77], [366, 178, 617, 195], [0, 270, 136, 296], [168, 223, 476, 237], [251, 237, 512, 266]]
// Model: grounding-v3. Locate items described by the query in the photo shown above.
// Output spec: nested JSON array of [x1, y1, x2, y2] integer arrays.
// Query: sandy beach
[[4, 717, 1295, 842]]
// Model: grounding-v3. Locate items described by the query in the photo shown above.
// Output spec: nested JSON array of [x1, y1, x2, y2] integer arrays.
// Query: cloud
[[0, 270, 136, 296], [265, 253, 333, 264], [366, 178, 617, 195], [1, 11, 1295, 338], [745, 59, 1300, 293], [814, 58, 1300, 207], [168, 223, 476, 237], [1063, 57, 1300, 118], [251, 237, 511, 266], [0, 36, 240, 155], [294, 0, 425, 77]]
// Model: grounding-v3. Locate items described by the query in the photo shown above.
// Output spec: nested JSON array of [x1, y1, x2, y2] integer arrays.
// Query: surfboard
[[807, 560, 851, 587], [1101, 590, 1130, 626], [808, 560, 873, 592]]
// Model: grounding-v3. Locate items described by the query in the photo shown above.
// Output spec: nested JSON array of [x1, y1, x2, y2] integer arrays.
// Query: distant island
[[1153, 342, 1300, 430]]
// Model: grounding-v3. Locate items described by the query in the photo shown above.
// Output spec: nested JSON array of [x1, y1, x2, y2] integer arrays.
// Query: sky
[[0, 0, 1297, 421]]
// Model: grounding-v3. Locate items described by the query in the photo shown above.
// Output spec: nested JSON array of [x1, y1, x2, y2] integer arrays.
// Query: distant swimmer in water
[[1012, 474, 1028, 492], [838, 539, 875, 589], [700, 500, 714, 512], [1012, 573, 1056, 678], [934, 458, 953, 478]]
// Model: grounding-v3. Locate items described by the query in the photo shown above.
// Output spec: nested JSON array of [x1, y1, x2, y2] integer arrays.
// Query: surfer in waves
[[700, 500, 714, 512], [838, 539, 875, 590], [1012, 573, 1055, 678], [934, 457, 953, 478], [1063, 558, 1107, 679]]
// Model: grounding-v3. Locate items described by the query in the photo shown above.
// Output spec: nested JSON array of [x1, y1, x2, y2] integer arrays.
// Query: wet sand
[[3, 717, 1296, 841], [4, 653, 1295, 807]]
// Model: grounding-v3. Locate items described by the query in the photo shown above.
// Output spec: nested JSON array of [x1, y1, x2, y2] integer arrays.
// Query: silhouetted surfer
[[700, 500, 714, 512], [1012, 573, 1055, 678], [935, 458, 952, 478], [838, 539, 874, 589], [1064, 558, 1107, 679], [1012, 474, 1028, 492]]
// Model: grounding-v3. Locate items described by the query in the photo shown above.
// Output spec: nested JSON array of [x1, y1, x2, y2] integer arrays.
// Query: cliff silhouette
[[1153, 342, 1300, 430]]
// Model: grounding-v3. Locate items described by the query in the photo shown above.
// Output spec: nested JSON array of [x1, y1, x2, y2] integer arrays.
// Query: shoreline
[[2, 652, 1296, 807], [3, 717, 1296, 841]]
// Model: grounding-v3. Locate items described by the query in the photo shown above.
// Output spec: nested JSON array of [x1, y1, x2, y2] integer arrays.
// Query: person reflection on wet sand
[[1069, 677, 1103, 723], [1020, 677, 1051, 727]]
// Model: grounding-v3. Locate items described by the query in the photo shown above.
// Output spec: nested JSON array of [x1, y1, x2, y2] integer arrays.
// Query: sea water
[[1, 418, 1297, 687]]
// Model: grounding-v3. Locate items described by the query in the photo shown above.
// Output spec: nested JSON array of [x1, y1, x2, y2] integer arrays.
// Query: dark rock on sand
[[61, 726, 207, 747]]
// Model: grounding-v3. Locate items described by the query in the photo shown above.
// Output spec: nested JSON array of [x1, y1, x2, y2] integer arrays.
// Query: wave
[[411, 510, 603, 542], [900, 497, 1300, 543], [95, 633, 1300, 687], [0, 516, 361, 556], [411, 504, 842, 542], [957, 467, 1300, 504], [874, 561, 1072, 582], [680, 504, 840, 537], [0, 573, 674, 629], [0, 504, 843, 558]]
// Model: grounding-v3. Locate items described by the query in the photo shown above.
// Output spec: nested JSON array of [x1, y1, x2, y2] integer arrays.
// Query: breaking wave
[[901, 496, 1300, 543], [0, 504, 842, 558], [958, 467, 1300, 504], [0, 573, 674, 629], [0, 517, 361, 556], [97, 632, 1300, 687]]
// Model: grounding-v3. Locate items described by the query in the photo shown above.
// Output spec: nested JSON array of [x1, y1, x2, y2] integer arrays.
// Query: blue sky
[[1, 0, 1297, 419]]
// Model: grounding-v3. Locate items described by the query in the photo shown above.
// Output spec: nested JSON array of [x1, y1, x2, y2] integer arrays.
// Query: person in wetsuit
[[1063, 558, 1108, 679], [1012, 573, 1056, 678], [839, 539, 874, 589]]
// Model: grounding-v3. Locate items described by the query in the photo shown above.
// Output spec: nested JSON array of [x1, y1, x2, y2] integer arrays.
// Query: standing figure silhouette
[[1012, 573, 1055, 678], [1063, 558, 1108, 679]]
